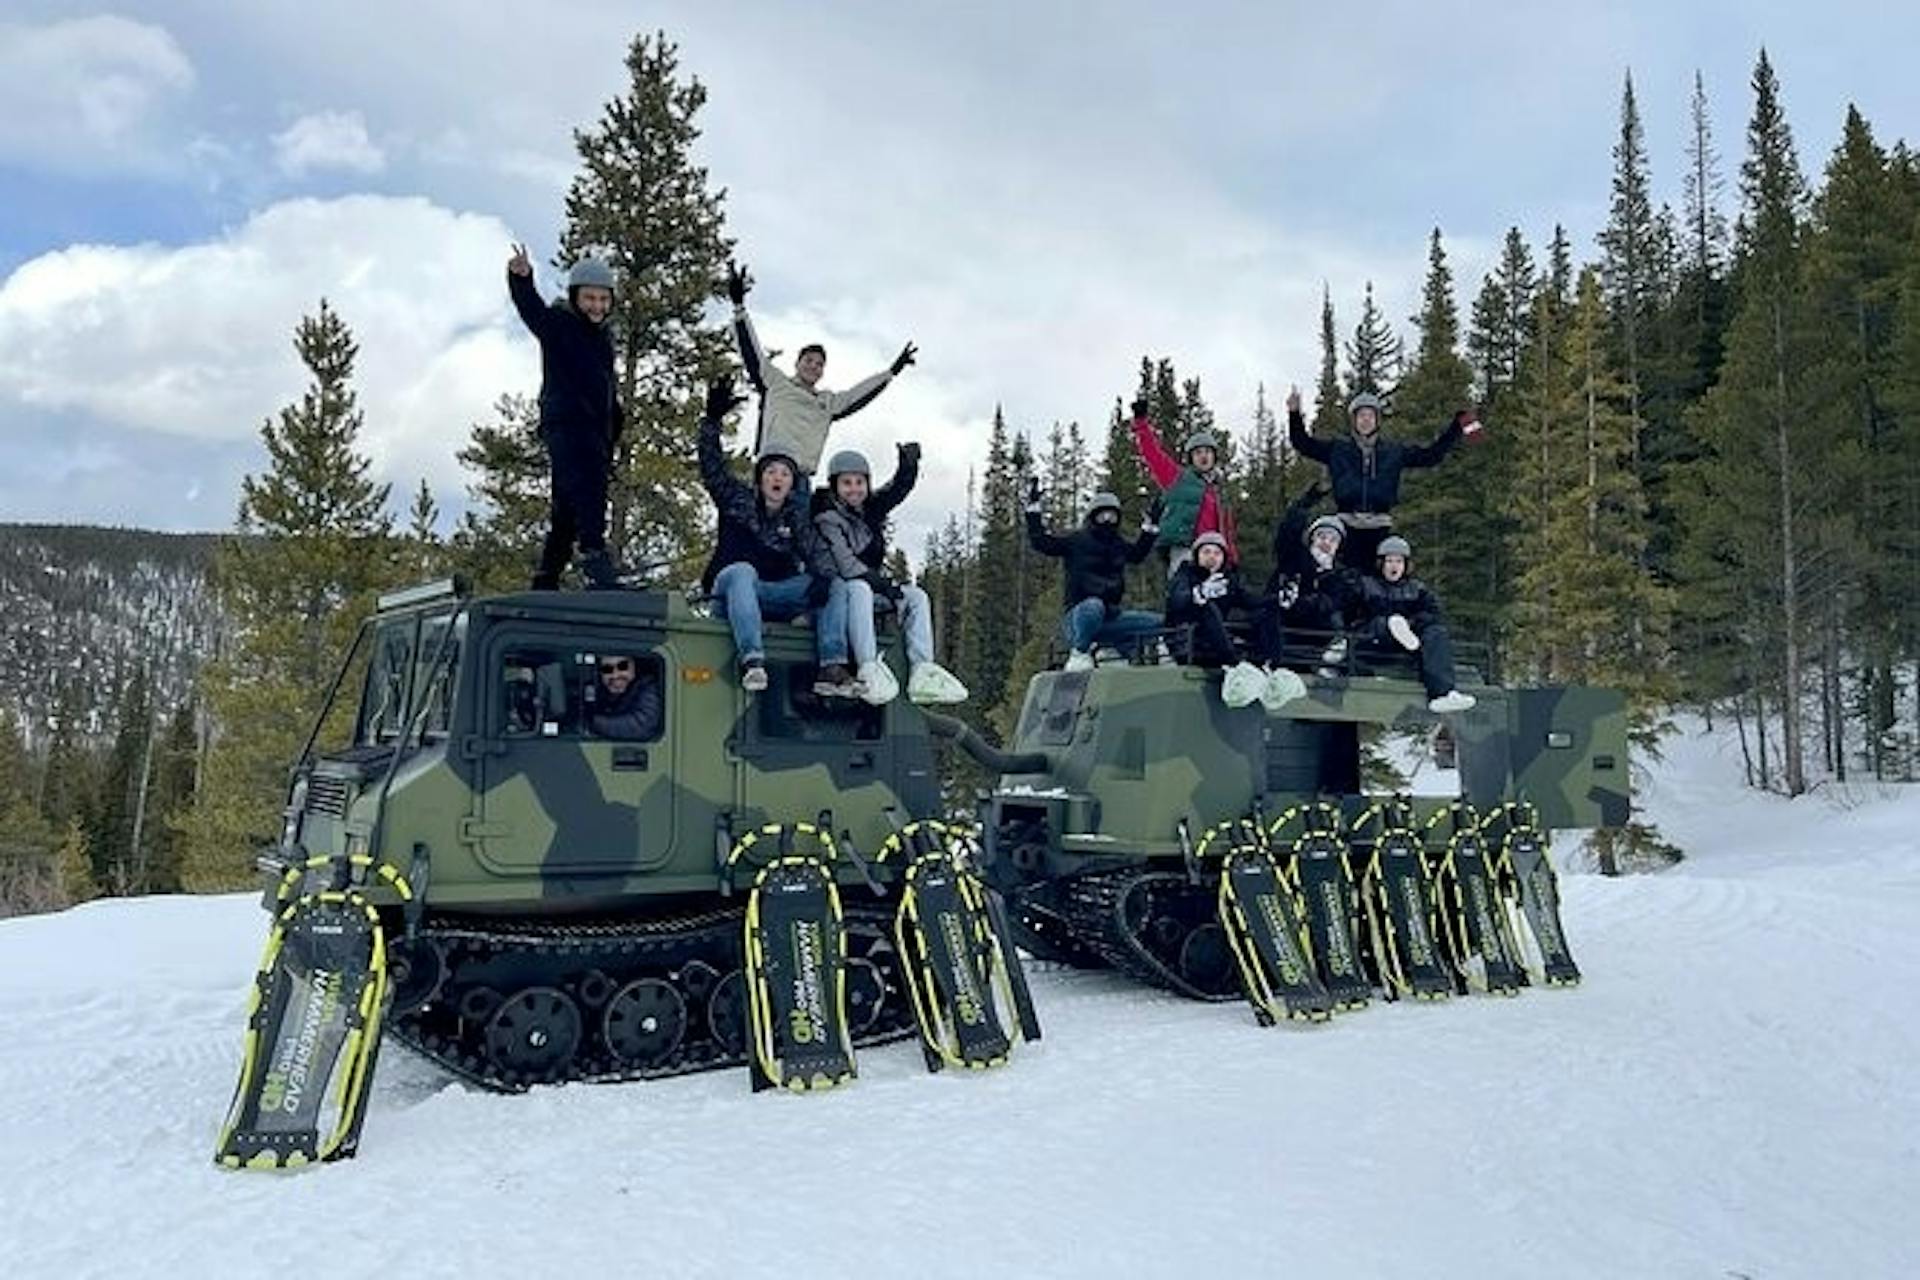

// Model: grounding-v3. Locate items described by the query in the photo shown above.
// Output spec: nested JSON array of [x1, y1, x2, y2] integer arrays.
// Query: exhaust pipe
[[923, 712, 1052, 776]]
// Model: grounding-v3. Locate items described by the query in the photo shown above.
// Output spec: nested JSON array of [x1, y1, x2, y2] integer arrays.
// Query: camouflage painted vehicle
[[268, 578, 1625, 1089], [974, 637, 1629, 999], [266, 577, 952, 1090]]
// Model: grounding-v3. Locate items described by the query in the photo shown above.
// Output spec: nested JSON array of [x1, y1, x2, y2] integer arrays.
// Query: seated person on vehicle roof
[[1023, 480, 1161, 671], [1164, 531, 1306, 712], [588, 653, 663, 740], [695, 377, 847, 695], [1349, 535, 1476, 715], [1266, 480, 1364, 666]]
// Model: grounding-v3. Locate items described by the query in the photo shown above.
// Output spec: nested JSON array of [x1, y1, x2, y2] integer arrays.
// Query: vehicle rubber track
[[1059, 868, 1238, 1002], [385, 900, 915, 1092]]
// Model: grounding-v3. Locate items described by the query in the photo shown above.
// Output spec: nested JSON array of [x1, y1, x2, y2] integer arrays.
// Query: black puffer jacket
[[1355, 573, 1442, 628], [1025, 511, 1156, 608], [695, 416, 817, 590], [509, 270, 623, 449], [1287, 408, 1463, 516], [1166, 560, 1256, 622], [1265, 490, 1364, 619]]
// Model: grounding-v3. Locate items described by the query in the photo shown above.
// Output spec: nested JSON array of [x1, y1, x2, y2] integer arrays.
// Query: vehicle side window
[[500, 643, 665, 743]]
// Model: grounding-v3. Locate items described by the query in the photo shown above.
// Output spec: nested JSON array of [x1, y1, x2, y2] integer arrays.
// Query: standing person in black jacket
[[1024, 482, 1161, 671], [1351, 535, 1477, 713], [1284, 384, 1477, 568], [508, 243, 625, 590], [694, 379, 850, 695], [1165, 532, 1306, 711]]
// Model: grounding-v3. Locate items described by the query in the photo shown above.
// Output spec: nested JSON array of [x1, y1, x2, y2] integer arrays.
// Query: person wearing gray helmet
[[1285, 384, 1477, 568], [507, 243, 626, 590], [1352, 534, 1476, 714], [1024, 482, 1163, 671], [1131, 397, 1238, 578], [810, 445, 968, 706]]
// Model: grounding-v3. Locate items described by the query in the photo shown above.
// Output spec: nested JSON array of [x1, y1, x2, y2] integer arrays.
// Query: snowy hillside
[[2, 720, 1916, 1279]]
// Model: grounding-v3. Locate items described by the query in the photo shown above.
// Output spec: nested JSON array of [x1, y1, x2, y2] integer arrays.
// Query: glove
[[891, 342, 918, 375], [1139, 511, 1160, 535], [1275, 580, 1300, 609], [1024, 478, 1043, 514], [725, 262, 751, 305], [1131, 397, 1149, 421], [1191, 586, 1211, 607], [897, 441, 922, 467], [1200, 574, 1230, 601], [1147, 494, 1166, 523], [704, 377, 745, 422]]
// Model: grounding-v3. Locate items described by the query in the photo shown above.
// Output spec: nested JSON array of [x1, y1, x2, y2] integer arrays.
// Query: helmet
[[1305, 515, 1347, 546], [1347, 391, 1384, 418], [567, 257, 616, 292], [1085, 492, 1122, 520], [1192, 531, 1229, 555], [1182, 430, 1220, 457], [825, 449, 871, 480], [1376, 535, 1413, 561]]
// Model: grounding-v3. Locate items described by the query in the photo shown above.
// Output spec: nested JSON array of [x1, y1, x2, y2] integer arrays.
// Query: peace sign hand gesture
[[507, 243, 533, 277]]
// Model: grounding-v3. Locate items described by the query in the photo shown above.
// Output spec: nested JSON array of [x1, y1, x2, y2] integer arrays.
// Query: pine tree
[[1684, 48, 1815, 795], [88, 666, 150, 893], [1466, 229, 1537, 418], [1599, 71, 1661, 478], [557, 30, 734, 578], [1393, 230, 1500, 655], [973, 408, 1024, 714], [1233, 384, 1290, 588], [180, 302, 398, 889], [453, 394, 548, 593], [1344, 282, 1401, 400], [1312, 285, 1346, 436], [405, 479, 443, 579], [56, 821, 94, 907]]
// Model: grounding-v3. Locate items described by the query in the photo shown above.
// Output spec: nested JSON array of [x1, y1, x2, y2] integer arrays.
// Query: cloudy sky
[[1, 1, 1914, 559]]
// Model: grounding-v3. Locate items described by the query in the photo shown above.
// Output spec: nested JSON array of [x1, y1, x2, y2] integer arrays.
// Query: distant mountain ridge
[[0, 524, 226, 742]]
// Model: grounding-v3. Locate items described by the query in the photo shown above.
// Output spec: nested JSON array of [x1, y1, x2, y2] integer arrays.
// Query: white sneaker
[[1428, 689, 1477, 714], [1063, 650, 1095, 673], [1319, 637, 1348, 664], [858, 660, 900, 705], [1387, 614, 1420, 651], [1221, 661, 1266, 709], [908, 661, 970, 705], [1261, 667, 1307, 712], [740, 661, 769, 693]]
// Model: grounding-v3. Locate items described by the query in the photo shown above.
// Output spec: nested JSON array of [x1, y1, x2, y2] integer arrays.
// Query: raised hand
[[704, 377, 746, 422], [508, 243, 533, 277], [1024, 478, 1043, 513], [1286, 384, 1302, 415], [898, 441, 922, 467], [891, 341, 918, 375], [726, 261, 752, 305], [1131, 397, 1149, 421]]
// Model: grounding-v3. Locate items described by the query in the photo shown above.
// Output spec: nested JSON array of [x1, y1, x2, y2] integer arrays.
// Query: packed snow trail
[[1, 723, 1916, 1279]]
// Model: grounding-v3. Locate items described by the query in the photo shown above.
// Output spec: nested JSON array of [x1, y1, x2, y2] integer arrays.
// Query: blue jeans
[[1062, 597, 1162, 654], [712, 563, 848, 664], [844, 580, 935, 667]]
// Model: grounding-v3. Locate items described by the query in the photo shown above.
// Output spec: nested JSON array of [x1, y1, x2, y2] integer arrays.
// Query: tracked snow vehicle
[[976, 636, 1627, 1001], [231, 577, 1037, 1117]]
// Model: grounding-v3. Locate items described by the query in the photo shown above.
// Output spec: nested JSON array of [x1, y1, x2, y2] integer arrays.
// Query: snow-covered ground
[[3, 720, 1917, 1279]]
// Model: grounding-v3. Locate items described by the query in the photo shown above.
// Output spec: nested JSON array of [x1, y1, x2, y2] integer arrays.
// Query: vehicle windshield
[[356, 607, 464, 747]]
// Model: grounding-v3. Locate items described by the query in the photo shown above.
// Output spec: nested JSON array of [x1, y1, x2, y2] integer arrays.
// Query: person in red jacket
[[1132, 397, 1236, 577]]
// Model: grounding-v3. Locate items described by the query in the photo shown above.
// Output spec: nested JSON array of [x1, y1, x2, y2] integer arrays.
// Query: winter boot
[[813, 664, 862, 699], [908, 662, 969, 705], [1261, 666, 1307, 712], [859, 660, 901, 706], [579, 549, 624, 591], [1221, 661, 1266, 709]]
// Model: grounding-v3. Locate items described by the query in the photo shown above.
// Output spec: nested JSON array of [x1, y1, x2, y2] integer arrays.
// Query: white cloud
[[273, 109, 386, 177], [0, 194, 535, 503], [0, 15, 195, 175]]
